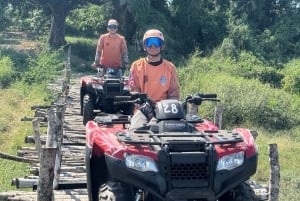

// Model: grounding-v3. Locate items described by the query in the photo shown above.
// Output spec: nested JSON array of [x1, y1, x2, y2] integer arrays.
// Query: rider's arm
[[121, 37, 129, 68], [167, 62, 180, 100], [94, 35, 104, 65], [129, 65, 141, 93]]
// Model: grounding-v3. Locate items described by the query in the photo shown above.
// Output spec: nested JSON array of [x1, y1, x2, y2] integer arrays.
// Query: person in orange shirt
[[92, 19, 129, 69], [129, 29, 180, 129]]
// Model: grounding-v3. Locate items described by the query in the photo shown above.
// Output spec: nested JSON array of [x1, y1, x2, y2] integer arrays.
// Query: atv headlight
[[125, 154, 158, 172], [92, 84, 103, 90], [216, 151, 244, 171], [123, 85, 129, 91]]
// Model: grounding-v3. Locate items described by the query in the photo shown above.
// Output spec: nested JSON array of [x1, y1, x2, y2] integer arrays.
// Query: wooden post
[[46, 108, 57, 148], [53, 104, 64, 189], [66, 45, 71, 86], [37, 148, 56, 201], [37, 107, 57, 200], [32, 118, 42, 161], [268, 144, 280, 201], [214, 104, 223, 129]]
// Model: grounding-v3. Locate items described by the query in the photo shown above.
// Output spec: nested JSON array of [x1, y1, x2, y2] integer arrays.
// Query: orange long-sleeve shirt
[[96, 33, 128, 67], [129, 58, 180, 103]]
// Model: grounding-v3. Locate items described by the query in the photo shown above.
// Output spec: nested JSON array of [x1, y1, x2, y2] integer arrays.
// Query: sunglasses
[[108, 24, 118, 29], [145, 37, 163, 48]]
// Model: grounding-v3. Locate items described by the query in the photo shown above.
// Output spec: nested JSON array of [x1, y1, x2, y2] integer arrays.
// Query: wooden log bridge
[[0, 46, 89, 200]]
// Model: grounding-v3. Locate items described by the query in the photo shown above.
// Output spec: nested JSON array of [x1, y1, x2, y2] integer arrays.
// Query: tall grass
[[254, 129, 300, 201], [0, 45, 64, 191], [0, 82, 50, 191], [0, 56, 15, 88]]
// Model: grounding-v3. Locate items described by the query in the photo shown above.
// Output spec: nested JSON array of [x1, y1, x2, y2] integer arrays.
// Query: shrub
[[178, 67, 300, 130], [0, 49, 30, 73], [66, 37, 96, 62], [0, 56, 15, 88], [281, 59, 300, 94], [22, 45, 64, 85]]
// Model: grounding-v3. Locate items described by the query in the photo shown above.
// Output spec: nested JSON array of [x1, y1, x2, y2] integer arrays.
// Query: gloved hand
[[91, 62, 97, 69], [139, 101, 154, 121], [125, 63, 130, 69]]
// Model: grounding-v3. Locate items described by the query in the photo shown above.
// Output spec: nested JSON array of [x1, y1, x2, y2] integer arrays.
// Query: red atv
[[80, 66, 133, 125], [85, 93, 265, 201]]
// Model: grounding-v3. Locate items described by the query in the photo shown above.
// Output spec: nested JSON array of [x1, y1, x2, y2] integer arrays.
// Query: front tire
[[219, 182, 260, 201], [99, 180, 134, 201], [121, 103, 134, 115], [83, 94, 96, 125]]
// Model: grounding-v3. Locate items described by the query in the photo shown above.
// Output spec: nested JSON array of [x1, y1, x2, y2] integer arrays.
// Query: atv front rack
[[95, 115, 244, 148], [116, 129, 243, 146]]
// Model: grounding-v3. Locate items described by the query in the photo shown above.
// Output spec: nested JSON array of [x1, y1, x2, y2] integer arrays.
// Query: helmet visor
[[145, 37, 163, 48], [108, 24, 118, 29]]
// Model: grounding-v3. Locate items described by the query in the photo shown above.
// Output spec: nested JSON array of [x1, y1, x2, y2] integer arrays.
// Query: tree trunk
[[47, 2, 67, 49]]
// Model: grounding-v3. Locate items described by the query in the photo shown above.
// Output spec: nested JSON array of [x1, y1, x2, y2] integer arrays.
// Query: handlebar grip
[[199, 93, 217, 98], [114, 96, 132, 101]]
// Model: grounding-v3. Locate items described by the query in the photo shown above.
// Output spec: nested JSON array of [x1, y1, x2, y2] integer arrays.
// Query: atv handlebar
[[185, 93, 220, 105], [114, 93, 149, 104], [92, 64, 127, 78], [92, 64, 126, 71], [197, 93, 217, 99], [114, 92, 219, 108]]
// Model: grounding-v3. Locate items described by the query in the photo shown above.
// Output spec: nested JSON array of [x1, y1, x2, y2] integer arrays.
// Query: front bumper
[[105, 153, 257, 200]]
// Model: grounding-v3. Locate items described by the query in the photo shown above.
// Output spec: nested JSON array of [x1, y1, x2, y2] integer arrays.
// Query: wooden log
[[30, 165, 86, 176], [268, 144, 280, 201], [31, 105, 52, 110], [12, 178, 38, 188], [0, 152, 38, 163], [17, 149, 37, 156], [17, 146, 36, 151], [37, 148, 56, 201], [21, 116, 46, 122], [24, 135, 46, 144], [0, 191, 37, 201]]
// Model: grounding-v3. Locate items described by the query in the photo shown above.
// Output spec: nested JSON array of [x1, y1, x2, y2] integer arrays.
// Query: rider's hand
[[125, 63, 130, 69], [139, 102, 154, 121], [91, 62, 97, 69]]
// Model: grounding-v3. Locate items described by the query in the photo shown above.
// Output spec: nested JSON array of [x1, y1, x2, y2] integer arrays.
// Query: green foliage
[[170, 0, 227, 56], [178, 55, 300, 130], [5, 0, 300, 66], [22, 45, 64, 85], [281, 59, 300, 94], [232, 51, 283, 87], [227, 19, 254, 52], [218, 78, 298, 130], [197, 50, 283, 88], [0, 2, 11, 31], [0, 49, 30, 73], [257, 14, 300, 64], [0, 56, 15, 88], [21, 9, 50, 35], [66, 36, 96, 63], [66, 4, 109, 37], [219, 38, 238, 58], [0, 81, 51, 191]]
